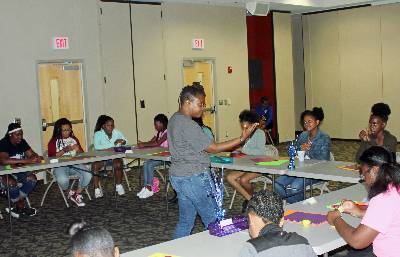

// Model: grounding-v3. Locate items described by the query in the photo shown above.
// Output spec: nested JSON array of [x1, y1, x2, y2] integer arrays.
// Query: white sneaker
[[139, 188, 154, 199], [116, 184, 125, 196], [94, 188, 103, 199], [69, 192, 86, 207], [136, 187, 146, 197]]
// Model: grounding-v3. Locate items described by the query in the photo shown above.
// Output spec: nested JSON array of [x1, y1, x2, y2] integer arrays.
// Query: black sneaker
[[22, 207, 37, 217], [5, 207, 24, 218]]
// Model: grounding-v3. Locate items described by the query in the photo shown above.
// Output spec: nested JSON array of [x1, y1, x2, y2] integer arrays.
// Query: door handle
[[204, 106, 216, 114], [42, 119, 48, 131]]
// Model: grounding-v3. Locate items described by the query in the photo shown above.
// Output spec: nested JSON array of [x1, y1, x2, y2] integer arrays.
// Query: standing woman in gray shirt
[[167, 84, 257, 239]]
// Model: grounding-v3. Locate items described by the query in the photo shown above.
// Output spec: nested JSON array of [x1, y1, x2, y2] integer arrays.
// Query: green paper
[[4, 164, 12, 170], [256, 160, 289, 166]]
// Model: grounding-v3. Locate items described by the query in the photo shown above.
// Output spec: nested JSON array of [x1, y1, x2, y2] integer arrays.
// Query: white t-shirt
[[56, 137, 78, 156]]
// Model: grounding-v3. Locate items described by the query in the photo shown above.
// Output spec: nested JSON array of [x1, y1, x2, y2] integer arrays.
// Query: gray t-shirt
[[167, 112, 213, 177]]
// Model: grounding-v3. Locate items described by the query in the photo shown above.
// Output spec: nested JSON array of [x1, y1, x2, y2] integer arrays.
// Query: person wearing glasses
[[327, 146, 400, 257], [274, 107, 331, 203], [356, 103, 397, 163]]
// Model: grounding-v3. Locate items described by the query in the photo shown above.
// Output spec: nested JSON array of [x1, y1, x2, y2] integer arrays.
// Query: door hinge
[[163, 74, 166, 80], [104, 76, 107, 84], [161, 11, 163, 18], [100, 7, 103, 15]]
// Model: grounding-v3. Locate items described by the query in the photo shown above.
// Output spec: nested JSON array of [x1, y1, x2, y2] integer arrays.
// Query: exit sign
[[53, 37, 69, 49], [192, 38, 204, 50]]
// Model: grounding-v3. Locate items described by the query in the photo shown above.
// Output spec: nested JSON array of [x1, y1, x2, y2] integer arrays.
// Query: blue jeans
[[170, 171, 216, 239], [7, 172, 37, 202], [54, 165, 92, 190], [143, 160, 164, 186], [274, 175, 318, 204]]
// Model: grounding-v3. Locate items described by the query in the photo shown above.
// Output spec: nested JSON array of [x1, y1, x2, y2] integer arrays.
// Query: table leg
[[164, 161, 169, 215], [113, 160, 117, 208], [272, 174, 275, 192], [303, 177, 307, 200], [6, 175, 13, 235]]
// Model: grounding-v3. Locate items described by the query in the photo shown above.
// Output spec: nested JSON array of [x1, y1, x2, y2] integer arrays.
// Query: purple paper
[[284, 211, 327, 225], [208, 216, 249, 237], [113, 146, 131, 153]]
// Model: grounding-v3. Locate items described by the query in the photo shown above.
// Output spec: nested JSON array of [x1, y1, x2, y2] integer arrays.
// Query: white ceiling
[[131, 0, 400, 13]]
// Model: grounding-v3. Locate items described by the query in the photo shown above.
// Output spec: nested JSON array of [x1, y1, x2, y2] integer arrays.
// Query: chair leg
[[156, 170, 166, 183], [123, 170, 132, 192], [25, 197, 31, 208], [40, 178, 56, 207], [85, 188, 92, 201], [0, 211, 3, 220], [224, 185, 230, 198], [59, 183, 69, 208], [229, 190, 237, 210]]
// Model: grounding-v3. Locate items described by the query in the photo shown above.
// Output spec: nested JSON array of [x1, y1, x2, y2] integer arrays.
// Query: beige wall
[[0, 0, 103, 152], [273, 13, 296, 142], [303, 4, 400, 139], [161, 3, 250, 140]]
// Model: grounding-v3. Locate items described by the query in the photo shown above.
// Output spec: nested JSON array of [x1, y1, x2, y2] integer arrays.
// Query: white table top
[[122, 184, 367, 257], [211, 156, 359, 183], [0, 151, 125, 176], [125, 147, 170, 162]]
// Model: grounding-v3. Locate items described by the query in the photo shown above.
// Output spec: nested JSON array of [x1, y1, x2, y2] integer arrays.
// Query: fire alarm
[[227, 66, 233, 74]]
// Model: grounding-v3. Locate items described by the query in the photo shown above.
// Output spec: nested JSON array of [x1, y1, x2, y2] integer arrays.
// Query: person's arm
[[206, 123, 258, 154], [114, 129, 127, 146], [25, 148, 43, 162], [94, 131, 113, 151], [138, 134, 167, 148], [340, 200, 367, 218], [327, 210, 378, 249], [0, 152, 33, 165], [266, 106, 273, 126], [310, 135, 331, 160]]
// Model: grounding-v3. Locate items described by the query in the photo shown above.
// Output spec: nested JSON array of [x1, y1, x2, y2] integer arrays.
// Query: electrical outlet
[[218, 100, 224, 105], [225, 131, 229, 138]]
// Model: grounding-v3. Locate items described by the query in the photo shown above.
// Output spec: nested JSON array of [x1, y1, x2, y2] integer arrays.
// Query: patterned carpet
[[0, 140, 392, 257]]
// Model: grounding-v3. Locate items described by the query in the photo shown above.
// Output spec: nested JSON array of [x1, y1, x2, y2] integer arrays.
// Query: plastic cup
[[297, 151, 305, 162]]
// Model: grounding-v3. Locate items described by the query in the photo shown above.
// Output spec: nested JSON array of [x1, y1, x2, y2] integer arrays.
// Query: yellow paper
[[148, 253, 180, 257]]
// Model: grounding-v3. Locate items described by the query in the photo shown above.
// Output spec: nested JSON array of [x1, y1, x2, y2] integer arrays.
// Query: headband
[[8, 128, 22, 134]]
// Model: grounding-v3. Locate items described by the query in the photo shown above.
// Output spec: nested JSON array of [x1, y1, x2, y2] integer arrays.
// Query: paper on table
[[337, 164, 358, 171], [284, 210, 327, 226], [255, 159, 289, 166], [326, 201, 368, 210], [148, 253, 180, 257], [147, 151, 170, 157]]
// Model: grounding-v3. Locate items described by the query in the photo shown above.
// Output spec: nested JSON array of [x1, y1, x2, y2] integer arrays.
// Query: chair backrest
[[396, 152, 400, 163], [266, 145, 279, 157], [330, 152, 335, 161]]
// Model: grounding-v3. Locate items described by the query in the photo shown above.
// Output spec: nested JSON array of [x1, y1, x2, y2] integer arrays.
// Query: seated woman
[[226, 110, 275, 210], [0, 123, 41, 218], [92, 115, 127, 198], [193, 117, 214, 140], [327, 146, 400, 257], [69, 221, 120, 257], [136, 114, 169, 199], [275, 107, 331, 203], [48, 118, 92, 207], [356, 103, 397, 162]]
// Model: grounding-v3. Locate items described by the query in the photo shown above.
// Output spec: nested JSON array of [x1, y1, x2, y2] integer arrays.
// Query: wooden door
[[37, 62, 87, 152], [183, 60, 216, 134]]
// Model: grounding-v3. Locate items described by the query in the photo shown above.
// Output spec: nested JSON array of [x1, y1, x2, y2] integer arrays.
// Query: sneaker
[[116, 184, 125, 196], [139, 188, 153, 199], [22, 207, 37, 217], [5, 207, 23, 218], [69, 192, 86, 207], [136, 187, 146, 197], [94, 188, 103, 199]]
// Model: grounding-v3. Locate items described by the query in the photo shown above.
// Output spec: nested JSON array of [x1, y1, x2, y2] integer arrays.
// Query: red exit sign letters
[[53, 37, 69, 50]]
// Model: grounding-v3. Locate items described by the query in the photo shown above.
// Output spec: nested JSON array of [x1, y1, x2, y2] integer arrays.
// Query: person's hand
[[327, 210, 341, 226], [114, 139, 126, 146], [301, 143, 311, 151], [359, 129, 370, 142], [71, 144, 80, 151], [137, 142, 144, 148], [240, 123, 259, 141], [29, 155, 42, 164], [63, 145, 74, 152]]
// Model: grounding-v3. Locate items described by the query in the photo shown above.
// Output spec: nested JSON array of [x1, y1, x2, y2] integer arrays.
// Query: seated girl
[[356, 103, 397, 162], [92, 115, 127, 198], [193, 117, 214, 140], [226, 110, 275, 210], [327, 146, 400, 257], [136, 114, 168, 199], [48, 118, 92, 207], [275, 107, 331, 203], [0, 123, 41, 218]]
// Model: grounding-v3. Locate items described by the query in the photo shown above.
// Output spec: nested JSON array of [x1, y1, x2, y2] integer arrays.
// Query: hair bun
[[69, 221, 88, 237], [371, 102, 391, 117], [312, 107, 324, 122]]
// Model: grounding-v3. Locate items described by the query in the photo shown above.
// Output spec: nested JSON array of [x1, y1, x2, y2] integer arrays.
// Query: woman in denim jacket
[[275, 107, 331, 203]]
